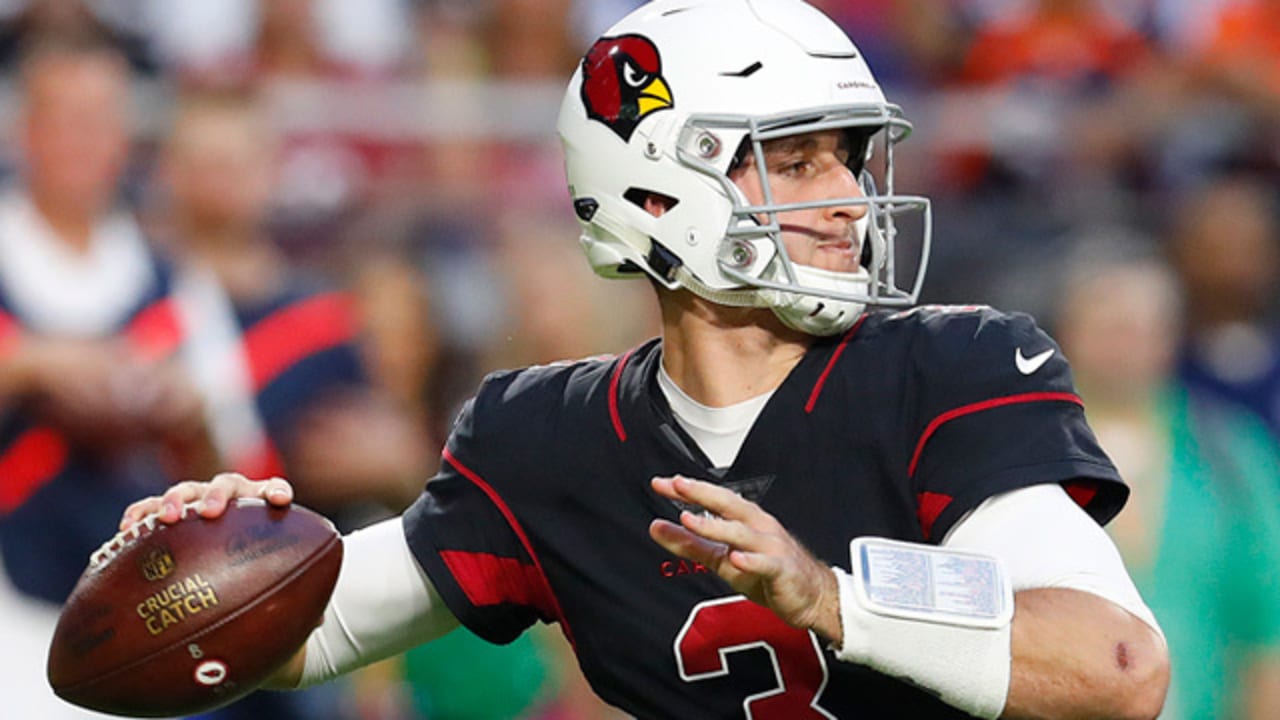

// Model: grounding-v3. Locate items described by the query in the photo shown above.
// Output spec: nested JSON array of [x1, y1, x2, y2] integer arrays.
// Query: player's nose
[[821, 163, 869, 227]]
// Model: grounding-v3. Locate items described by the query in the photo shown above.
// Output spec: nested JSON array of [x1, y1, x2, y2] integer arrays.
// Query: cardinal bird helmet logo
[[580, 34, 674, 141]]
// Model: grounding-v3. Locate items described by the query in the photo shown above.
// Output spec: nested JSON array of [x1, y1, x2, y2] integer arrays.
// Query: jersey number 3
[[675, 596, 835, 719]]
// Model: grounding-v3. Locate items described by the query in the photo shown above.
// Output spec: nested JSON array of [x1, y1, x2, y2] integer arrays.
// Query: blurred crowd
[[0, 0, 1277, 719]]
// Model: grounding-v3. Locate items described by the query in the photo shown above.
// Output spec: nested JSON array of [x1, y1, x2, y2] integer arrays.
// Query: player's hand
[[649, 475, 843, 644], [119, 472, 294, 531]]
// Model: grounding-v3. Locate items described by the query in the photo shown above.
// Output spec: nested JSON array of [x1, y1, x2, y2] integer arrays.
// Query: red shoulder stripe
[[908, 392, 1083, 478]]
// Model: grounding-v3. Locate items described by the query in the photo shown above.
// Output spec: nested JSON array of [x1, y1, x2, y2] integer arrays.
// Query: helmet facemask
[[674, 105, 931, 335]]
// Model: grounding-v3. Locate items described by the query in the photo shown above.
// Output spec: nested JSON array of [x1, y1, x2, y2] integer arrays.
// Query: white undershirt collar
[[656, 360, 774, 468]]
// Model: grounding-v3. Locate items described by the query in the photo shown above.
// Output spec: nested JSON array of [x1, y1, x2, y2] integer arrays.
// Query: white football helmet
[[557, 0, 931, 336]]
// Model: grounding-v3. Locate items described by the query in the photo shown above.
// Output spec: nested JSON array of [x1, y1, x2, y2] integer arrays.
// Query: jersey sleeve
[[906, 309, 1126, 541], [401, 389, 557, 645]]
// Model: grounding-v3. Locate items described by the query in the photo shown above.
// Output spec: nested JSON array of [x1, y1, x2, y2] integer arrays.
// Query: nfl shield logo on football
[[140, 546, 176, 582]]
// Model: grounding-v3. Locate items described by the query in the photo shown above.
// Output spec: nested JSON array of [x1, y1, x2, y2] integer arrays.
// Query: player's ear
[[627, 189, 677, 218]]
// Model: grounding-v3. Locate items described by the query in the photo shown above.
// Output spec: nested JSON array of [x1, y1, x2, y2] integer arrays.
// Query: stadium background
[[1, 0, 1279, 718]]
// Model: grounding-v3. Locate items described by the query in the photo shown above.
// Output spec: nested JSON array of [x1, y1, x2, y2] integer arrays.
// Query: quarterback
[[123, 1, 1169, 717]]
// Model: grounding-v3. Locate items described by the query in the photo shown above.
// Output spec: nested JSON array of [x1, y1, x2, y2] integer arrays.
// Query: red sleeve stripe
[[126, 298, 184, 362], [805, 315, 868, 414], [608, 348, 636, 442], [1063, 480, 1099, 508], [915, 491, 954, 540], [0, 427, 69, 514], [244, 293, 357, 390], [442, 447, 574, 647], [439, 551, 552, 610], [907, 392, 1084, 478]]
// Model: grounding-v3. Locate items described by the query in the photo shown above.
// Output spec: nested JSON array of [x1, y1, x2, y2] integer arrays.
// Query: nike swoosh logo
[[1015, 347, 1054, 375]]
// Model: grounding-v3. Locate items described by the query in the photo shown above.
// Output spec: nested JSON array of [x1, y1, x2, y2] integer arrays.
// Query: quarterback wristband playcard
[[850, 536, 1013, 629]]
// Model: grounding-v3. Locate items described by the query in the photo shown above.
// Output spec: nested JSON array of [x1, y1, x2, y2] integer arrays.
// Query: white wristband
[[833, 537, 1012, 719]]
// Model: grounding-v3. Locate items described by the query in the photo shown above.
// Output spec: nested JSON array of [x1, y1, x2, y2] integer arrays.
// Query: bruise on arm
[[1003, 588, 1169, 719]]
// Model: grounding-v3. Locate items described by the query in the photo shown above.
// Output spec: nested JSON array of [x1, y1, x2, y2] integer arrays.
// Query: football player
[[121, 0, 1169, 717]]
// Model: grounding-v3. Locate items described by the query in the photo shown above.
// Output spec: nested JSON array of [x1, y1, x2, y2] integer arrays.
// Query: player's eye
[[770, 154, 818, 179]]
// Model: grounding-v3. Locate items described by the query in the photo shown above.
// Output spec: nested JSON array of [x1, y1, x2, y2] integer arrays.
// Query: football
[[46, 498, 343, 717]]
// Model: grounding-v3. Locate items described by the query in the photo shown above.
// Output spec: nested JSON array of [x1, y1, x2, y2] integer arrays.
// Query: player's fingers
[[157, 480, 213, 524], [201, 473, 293, 518], [242, 475, 293, 507], [123, 475, 294, 529], [649, 518, 733, 573], [119, 496, 164, 531], [193, 472, 247, 518], [676, 509, 778, 557], [654, 475, 736, 505], [652, 476, 778, 530]]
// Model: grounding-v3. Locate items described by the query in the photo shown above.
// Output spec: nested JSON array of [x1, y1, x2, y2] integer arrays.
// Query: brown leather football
[[46, 498, 342, 717]]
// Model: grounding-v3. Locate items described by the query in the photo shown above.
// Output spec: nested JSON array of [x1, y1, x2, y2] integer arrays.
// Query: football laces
[[89, 502, 199, 570]]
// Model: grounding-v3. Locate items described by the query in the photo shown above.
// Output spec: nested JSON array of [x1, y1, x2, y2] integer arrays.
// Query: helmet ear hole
[[624, 188, 679, 217]]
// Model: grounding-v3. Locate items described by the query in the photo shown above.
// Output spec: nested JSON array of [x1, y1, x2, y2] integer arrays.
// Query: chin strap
[[673, 262, 867, 336], [764, 264, 868, 336], [674, 265, 769, 308]]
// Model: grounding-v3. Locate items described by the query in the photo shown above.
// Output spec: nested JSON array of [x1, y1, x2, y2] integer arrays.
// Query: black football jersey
[[403, 306, 1126, 719]]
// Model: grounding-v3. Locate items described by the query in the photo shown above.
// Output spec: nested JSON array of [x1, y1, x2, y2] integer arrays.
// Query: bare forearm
[[1003, 588, 1168, 720]]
